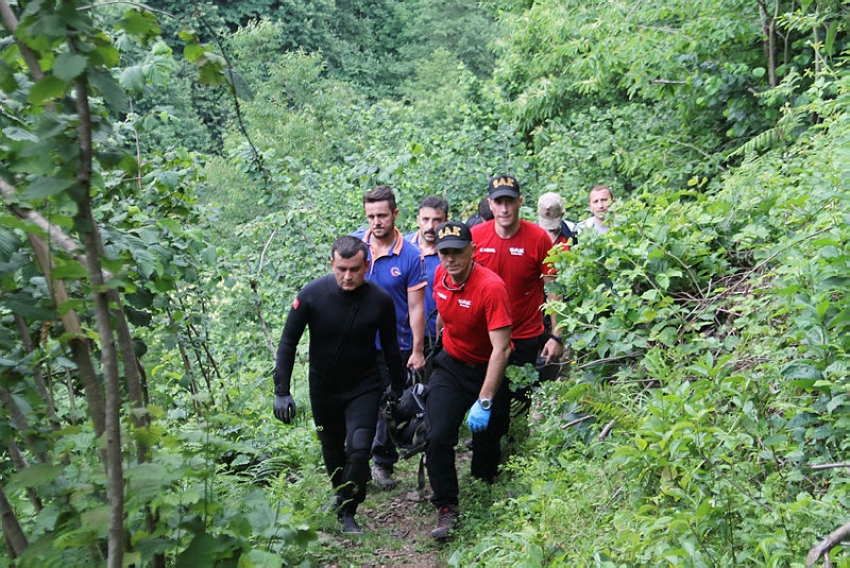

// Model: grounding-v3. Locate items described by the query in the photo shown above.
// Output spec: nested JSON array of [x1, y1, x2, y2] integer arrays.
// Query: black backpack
[[380, 369, 429, 488]]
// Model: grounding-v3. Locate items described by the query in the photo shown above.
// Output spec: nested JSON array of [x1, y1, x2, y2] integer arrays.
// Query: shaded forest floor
[[312, 449, 475, 567]]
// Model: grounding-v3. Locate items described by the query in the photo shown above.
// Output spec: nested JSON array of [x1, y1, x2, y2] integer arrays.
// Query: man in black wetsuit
[[272, 236, 406, 534]]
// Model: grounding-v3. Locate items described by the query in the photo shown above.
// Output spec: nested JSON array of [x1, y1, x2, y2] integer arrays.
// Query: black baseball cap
[[435, 221, 473, 251], [488, 175, 521, 199]]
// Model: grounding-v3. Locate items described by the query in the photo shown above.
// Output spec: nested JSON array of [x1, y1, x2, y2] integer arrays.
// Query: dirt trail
[[322, 450, 472, 567]]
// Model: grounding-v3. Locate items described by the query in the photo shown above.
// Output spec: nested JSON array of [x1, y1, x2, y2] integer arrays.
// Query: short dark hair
[[478, 196, 493, 220], [418, 195, 449, 216], [331, 235, 368, 261], [363, 185, 397, 210], [590, 184, 613, 199]]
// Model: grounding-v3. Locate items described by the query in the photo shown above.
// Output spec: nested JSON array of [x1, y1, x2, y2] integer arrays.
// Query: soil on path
[[320, 449, 472, 567]]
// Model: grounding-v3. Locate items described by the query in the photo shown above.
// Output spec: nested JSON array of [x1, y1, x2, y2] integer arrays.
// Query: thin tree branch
[[807, 519, 850, 567], [562, 415, 595, 429], [810, 462, 850, 471]]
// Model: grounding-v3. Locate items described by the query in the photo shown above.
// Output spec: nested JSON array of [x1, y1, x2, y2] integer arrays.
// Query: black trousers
[[499, 334, 550, 439], [371, 349, 412, 468], [311, 387, 381, 515], [424, 350, 510, 508]]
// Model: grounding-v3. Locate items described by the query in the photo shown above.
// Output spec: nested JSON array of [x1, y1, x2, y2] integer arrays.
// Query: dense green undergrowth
[[442, 71, 850, 566], [2, 0, 849, 565]]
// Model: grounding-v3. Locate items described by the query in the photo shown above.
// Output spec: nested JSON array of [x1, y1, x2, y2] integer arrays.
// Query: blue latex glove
[[466, 400, 491, 432]]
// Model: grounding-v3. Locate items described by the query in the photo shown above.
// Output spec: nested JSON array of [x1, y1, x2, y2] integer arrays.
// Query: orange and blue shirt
[[353, 227, 426, 351]]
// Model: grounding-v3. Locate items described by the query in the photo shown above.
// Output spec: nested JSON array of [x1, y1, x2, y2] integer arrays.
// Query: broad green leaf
[[9, 464, 62, 488], [132, 249, 160, 278], [0, 59, 16, 92], [238, 549, 281, 568], [119, 65, 146, 93], [826, 20, 838, 55], [28, 75, 67, 104], [53, 53, 87, 82], [184, 44, 205, 63], [224, 69, 253, 101], [3, 127, 39, 142], [91, 36, 121, 67], [118, 9, 161, 37], [781, 362, 822, 380], [2, 294, 55, 320], [80, 506, 110, 538], [86, 68, 127, 112], [21, 176, 74, 200], [51, 259, 89, 280], [176, 532, 239, 568]]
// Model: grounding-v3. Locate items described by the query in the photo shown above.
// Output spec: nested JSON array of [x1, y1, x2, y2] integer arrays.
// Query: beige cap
[[537, 192, 564, 230]]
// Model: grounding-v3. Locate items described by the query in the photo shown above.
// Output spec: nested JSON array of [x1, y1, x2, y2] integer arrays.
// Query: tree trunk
[[14, 314, 59, 425], [7, 441, 43, 513], [0, 484, 28, 558], [757, 0, 779, 87], [72, 70, 124, 568], [0, 387, 49, 463]]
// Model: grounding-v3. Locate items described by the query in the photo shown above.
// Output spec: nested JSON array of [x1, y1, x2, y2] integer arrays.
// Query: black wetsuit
[[273, 274, 405, 514]]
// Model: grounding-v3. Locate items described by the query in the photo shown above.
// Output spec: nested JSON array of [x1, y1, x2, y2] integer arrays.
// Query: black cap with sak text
[[435, 221, 473, 251], [488, 175, 521, 199]]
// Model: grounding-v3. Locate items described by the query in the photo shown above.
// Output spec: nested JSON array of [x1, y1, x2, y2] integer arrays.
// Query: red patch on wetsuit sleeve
[[292, 298, 300, 310]]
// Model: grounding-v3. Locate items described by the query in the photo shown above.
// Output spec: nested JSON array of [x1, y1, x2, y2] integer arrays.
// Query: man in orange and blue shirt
[[353, 185, 426, 490]]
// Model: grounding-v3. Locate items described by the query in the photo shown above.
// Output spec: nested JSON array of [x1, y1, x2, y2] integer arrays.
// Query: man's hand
[[273, 395, 296, 424], [467, 400, 491, 432], [540, 336, 564, 364], [407, 350, 426, 371]]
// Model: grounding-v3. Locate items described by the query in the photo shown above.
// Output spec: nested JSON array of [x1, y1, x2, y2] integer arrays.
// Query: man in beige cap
[[537, 192, 576, 246]]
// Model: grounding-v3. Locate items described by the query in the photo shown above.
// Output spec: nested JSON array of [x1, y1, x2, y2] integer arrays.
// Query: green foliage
[[450, 62, 850, 565], [3, 0, 850, 564]]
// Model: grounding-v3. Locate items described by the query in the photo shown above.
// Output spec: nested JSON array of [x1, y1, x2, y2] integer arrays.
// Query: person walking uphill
[[471, 175, 565, 408], [405, 195, 450, 372], [354, 185, 427, 490], [425, 221, 512, 540], [271, 236, 406, 535]]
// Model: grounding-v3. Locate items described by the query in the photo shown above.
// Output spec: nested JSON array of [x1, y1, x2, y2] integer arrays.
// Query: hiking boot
[[371, 464, 396, 490], [338, 513, 361, 535], [430, 505, 459, 540]]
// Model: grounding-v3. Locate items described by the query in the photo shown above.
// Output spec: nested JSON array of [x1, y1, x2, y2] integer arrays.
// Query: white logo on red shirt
[[458, 299, 471, 309], [437, 292, 448, 300], [479, 247, 496, 253], [509, 247, 525, 256]]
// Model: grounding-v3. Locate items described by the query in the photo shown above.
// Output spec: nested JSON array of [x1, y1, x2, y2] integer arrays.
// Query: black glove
[[273, 395, 296, 424], [379, 385, 402, 419], [388, 384, 403, 403]]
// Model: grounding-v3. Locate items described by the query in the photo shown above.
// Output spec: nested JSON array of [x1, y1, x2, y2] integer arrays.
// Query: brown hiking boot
[[430, 505, 459, 540]]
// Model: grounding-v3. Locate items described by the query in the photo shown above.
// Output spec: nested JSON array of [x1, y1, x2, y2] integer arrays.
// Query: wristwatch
[[478, 398, 492, 410]]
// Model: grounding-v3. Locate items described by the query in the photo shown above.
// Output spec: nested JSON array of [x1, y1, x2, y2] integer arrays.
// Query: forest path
[[318, 449, 474, 567]]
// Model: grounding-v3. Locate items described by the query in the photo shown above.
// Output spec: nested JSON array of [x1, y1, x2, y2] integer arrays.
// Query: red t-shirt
[[471, 220, 556, 339], [433, 263, 512, 364]]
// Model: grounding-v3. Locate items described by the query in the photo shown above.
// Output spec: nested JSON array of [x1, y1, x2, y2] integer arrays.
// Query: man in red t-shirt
[[471, 175, 565, 395], [425, 221, 512, 540]]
